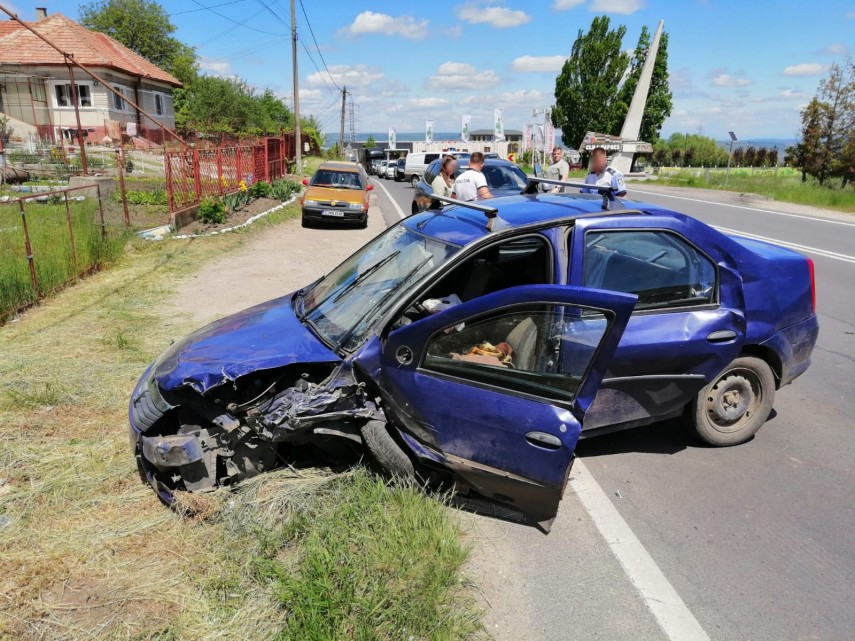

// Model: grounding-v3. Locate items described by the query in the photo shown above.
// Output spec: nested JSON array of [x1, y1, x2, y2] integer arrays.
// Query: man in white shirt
[[453, 152, 494, 201], [545, 146, 569, 193]]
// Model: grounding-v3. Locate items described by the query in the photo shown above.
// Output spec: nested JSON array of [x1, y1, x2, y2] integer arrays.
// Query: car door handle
[[525, 431, 563, 450], [706, 330, 737, 343]]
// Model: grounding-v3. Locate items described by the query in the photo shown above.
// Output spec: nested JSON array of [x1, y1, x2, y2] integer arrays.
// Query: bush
[[270, 179, 302, 201], [199, 197, 227, 224], [250, 180, 271, 198], [119, 189, 167, 206]]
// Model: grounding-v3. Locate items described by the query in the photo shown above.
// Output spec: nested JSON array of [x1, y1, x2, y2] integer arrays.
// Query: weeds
[[198, 197, 227, 224]]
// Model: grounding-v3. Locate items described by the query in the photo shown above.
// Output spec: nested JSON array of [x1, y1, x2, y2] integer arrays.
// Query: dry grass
[[0, 204, 483, 641]]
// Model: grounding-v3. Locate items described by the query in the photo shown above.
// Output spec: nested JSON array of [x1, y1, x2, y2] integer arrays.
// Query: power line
[[254, 0, 290, 28], [296, 0, 341, 92], [170, 1, 246, 16], [190, 0, 284, 37], [298, 37, 337, 95]]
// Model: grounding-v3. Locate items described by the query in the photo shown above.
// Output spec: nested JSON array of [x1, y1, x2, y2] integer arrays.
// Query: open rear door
[[377, 284, 636, 530]]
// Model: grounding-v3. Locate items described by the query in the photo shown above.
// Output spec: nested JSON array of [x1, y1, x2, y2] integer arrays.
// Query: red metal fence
[[165, 136, 291, 212]]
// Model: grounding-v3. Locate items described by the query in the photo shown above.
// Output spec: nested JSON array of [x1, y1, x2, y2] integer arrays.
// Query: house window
[[112, 86, 126, 111], [54, 83, 92, 108], [154, 93, 164, 116]]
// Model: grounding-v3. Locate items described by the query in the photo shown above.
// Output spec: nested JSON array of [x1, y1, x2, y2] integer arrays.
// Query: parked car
[[130, 182, 818, 530], [483, 152, 500, 159], [394, 158, 406, 182], [377, 160, 388, 178], [404, 151, 469, 188], [370, 159, 382, 175], [299, 160, 372, 228], [412, 157, 528, 214], [384, 159, 398, 180]]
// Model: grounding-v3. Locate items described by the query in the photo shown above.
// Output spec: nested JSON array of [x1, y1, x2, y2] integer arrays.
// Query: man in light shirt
[[545, 146, 569, 193], [453, 152, 494, 201], [581, 147, 627, 197]]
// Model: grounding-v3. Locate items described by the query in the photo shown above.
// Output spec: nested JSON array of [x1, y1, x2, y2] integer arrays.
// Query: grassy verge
[[643, 170, 855, 212], [0, 198, 128, 321], [0, 203, 482, 641]]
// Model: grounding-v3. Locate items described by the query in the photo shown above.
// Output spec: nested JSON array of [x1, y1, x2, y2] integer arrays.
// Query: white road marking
[[573, 460, 712, 641], [370, 178, 407, 219], [631, 189, 855, 228], [714, 226, 855, 264]]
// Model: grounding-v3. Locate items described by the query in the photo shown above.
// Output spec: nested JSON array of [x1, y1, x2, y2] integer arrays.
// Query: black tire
[[361, 420, 415, 479], [689, 356, 775, 446], [358, 216, 368, 229]]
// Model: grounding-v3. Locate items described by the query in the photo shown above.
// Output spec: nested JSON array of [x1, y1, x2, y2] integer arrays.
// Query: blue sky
[[11, 0, 855, 141]]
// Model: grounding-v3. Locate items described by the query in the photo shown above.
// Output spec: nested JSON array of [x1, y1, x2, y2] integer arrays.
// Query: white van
[[403, 152, 446, 188]]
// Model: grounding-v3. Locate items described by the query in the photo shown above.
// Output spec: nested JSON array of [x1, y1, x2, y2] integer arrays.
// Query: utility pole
[[290, 0, 302, 174], [339, 86, 347, 158]]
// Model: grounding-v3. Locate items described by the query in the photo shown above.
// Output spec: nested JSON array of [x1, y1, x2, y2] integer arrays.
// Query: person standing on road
[[454, 152, 494, 201], [431, 155, 458, 199], [545, 146, 570, 193], [581, 147, 627, 197]]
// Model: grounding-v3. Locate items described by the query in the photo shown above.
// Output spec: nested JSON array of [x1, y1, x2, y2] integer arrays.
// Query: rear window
[[425, 154, 440, 164]]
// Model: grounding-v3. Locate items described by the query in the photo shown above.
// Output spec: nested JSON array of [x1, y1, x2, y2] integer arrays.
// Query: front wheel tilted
[[689, 356, 775, 446], [360, 420, 415, 479]]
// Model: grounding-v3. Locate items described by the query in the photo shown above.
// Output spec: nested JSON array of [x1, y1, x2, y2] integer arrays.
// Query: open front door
[[378, 284, 636, 529]]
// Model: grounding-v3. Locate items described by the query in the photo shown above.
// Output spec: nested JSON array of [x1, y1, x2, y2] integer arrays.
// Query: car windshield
[[298, 225, 459, 352], [311, 169, 364, 189], [454, 164, 529, 191]]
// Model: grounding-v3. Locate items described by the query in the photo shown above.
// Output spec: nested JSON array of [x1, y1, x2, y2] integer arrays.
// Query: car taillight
[[806, 257, 816, 313]]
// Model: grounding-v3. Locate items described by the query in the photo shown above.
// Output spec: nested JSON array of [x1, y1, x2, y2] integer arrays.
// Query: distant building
[[0, 9, 181, 145], [468, 128, 522, 143]]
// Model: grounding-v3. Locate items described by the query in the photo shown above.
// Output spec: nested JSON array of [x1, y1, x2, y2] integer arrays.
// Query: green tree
[[611, 26, 673, 143], [79, 0, 196, 83], [552, 16, 630, 148], [816, 60, 855, 184], [364, 134, 376, 148], [788, 98, 831, 182]]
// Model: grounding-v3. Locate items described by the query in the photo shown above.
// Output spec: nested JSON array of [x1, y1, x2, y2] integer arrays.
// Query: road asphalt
[[369, 175, 855, 641]]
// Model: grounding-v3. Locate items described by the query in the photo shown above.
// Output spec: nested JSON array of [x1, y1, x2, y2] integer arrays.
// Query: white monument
[[609, 19, 665, 174]]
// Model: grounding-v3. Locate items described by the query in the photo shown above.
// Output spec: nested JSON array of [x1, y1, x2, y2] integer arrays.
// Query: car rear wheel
[[689, 356, 775, 446], [410, 175, 419, 188], [361, 420, 415, 479]]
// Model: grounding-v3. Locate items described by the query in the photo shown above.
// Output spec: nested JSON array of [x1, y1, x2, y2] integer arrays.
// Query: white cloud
[[299, 88, 324, 101], [198, 57, 232, 75], [345, 11, 428, 39], [711, 73, 753, 87], [498, 89, 550, 104], [426, 61, 501, 91], [445, 25, 464, 37], [406, 97, 450, 108], [782, 62, 828, 76], [454, 2, 531, 28], [306, 64, 383, 90], [848, 11, 855, 18], [510, 55, 566, 72], [589, 0, 644, 14], [821, 43, 850, 56], [551, 0, 585, 9]]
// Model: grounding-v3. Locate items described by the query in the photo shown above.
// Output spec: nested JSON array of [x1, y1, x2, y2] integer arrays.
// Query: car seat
[[506, 317, 538, 371]]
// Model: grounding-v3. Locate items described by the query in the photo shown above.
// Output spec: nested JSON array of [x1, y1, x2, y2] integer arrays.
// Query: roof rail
[[523, 177, 618, 211], [430, 194, 501, 231]]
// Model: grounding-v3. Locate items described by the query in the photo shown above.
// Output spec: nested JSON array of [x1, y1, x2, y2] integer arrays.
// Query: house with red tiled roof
[[0, 8, 181, 145]]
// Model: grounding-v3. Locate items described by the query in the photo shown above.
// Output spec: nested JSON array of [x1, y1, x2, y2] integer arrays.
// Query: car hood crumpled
[[152, 293, 338, 394]]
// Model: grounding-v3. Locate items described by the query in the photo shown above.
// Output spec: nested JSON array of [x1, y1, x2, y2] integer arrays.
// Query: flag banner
[[523, 124, 533, 153], [388, 127, 397, 149], [494, 109, 505, 142], [461, 115, 471, 142], [425, 120, 434, 144], [535, 124, 545, 147], [545, 111, 555, 154]]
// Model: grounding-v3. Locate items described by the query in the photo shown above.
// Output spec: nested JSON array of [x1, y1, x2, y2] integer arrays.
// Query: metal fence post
[[193, 148, 202, 202], [19, 199, 40, 296], [165, 152, 175, 211], [116, 146, 131, 227], [96, 184, 107, 241], [264, 138, 270, 182], [236, 146, 243, 184], [64, 191, 78, 273]]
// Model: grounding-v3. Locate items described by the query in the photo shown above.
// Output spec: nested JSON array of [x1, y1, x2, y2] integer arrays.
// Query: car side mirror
[[366, 184, 374, 191], [302, 179, 309, 186]]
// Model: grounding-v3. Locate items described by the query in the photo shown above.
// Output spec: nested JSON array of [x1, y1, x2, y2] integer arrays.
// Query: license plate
[[322, 210, 345, 217]]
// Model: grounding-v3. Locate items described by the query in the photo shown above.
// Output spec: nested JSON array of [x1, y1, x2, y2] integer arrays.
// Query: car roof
[[403, 192, 678, 246], [318, 161, 361, 172]]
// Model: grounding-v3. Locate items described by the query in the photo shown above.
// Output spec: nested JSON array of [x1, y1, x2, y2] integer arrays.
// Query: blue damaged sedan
[[129, 179, 818, 530]]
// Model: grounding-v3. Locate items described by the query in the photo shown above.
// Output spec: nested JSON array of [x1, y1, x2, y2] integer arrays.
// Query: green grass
[[0, 201, 483, 641], [645, 170, 855, 212], [0, 198, 128, 321]]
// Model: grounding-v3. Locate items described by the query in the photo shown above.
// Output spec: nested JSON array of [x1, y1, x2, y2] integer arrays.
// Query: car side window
[[583, 230, 716, 310], [423, 305, 610, 401], [423, 160, 439, 185]]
